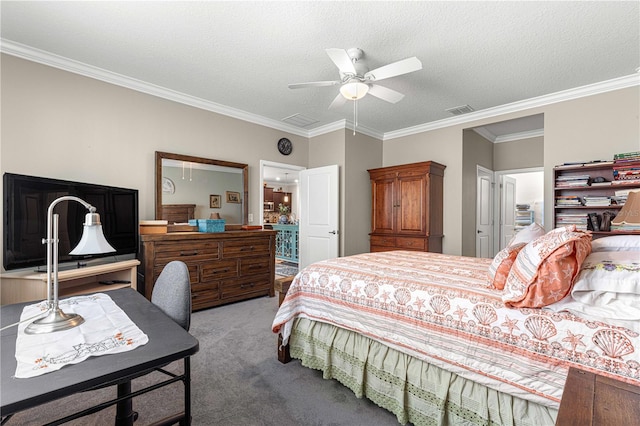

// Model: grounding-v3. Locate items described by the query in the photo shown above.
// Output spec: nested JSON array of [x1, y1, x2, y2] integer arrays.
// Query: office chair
[[152, 261, 192, 331]]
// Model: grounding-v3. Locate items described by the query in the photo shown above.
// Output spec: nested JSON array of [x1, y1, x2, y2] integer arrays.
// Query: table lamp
[[24, 196, 116, 334]]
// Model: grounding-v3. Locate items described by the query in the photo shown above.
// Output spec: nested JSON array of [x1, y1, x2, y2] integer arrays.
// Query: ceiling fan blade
[[367, 84, 405, 104], [288, 81, 339, 89], [328, 93, 347, 109], [364, 57, 422, 81], [325, 48, 356, 75]]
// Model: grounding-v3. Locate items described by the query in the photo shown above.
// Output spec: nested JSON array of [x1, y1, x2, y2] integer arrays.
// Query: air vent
[[282, 113, 319, 127], [445, 105, 475, 115]]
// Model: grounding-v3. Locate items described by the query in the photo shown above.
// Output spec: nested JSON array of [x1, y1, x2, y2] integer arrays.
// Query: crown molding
[[0, 39, 312, 138], [2, 39, 638, 143], [494, 129, 544, 143], [384, 73, 639, 141]]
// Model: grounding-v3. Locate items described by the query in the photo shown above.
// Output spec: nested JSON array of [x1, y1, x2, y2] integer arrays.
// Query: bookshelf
[[554, 161, 640, 237]]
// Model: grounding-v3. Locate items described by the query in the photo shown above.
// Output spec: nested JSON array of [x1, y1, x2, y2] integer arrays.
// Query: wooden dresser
[[368, 161, 445, 253], [139, 230, 276, 311]]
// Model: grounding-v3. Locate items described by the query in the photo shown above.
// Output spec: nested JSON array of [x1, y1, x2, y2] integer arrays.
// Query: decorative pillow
[[507, 222, 546, 247], [487, 242, 526, 290], [502, 227, 592, 308], [591, 235, 640, 252]]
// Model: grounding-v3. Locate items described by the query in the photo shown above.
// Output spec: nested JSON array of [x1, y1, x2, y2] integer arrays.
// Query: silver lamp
[[24, 196, 116, 334]]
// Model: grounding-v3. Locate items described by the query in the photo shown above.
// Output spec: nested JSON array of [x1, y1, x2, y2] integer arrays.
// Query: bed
[[272, 229, 640, 425]]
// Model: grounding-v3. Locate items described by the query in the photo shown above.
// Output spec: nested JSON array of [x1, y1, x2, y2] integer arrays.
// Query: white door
[[500, 175, 517, 250], [299, 165, 339, 269], [476, 166, 494, 258]]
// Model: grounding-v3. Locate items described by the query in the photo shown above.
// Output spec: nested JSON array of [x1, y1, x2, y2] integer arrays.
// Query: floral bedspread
[[272, 251, 640, 408]]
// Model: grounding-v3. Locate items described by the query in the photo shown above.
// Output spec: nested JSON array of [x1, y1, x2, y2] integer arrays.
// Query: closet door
[[370, 174, 396, 234], [396, 172, 427, 235]]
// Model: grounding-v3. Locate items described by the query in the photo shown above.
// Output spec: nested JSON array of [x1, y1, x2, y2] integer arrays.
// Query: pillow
[[591, 235, 640, 252], [502, 227, 592, 308], [487, 242, 526, 290], [507, 222, 546, 247], [568, 251, 640, 320]]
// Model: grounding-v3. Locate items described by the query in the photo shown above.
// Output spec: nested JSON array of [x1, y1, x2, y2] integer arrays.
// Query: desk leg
[[183, 357, 192, 426], [115, 381, 135, 426]]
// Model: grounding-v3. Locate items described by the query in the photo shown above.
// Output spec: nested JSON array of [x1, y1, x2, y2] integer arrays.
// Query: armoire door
[[370, 175, 396, 234], [396, 173, 427, 235]]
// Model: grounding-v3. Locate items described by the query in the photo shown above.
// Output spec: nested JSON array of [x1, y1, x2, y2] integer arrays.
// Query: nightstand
[[556, 367, 640, 425]]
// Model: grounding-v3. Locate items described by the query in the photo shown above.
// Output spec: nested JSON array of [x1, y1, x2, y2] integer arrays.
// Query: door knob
[[329, 230, 338, 235], [477, 230, 481, 234]]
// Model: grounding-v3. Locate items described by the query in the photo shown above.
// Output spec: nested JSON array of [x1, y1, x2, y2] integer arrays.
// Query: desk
[[1, 288, 199, 425]]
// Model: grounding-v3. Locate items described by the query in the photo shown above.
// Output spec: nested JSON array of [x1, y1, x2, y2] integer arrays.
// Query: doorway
[[493, 168, 544, 253], [260, 161, 305, 277]]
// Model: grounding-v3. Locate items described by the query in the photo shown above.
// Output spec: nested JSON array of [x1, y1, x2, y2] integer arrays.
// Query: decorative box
[[188, 219, 226, 233]]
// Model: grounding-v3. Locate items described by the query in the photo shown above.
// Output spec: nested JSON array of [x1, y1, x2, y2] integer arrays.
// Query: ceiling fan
[[288, 48, 422, 109]]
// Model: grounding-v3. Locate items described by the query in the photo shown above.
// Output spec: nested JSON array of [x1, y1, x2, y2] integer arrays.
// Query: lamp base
[[24, 308, 85, 334]]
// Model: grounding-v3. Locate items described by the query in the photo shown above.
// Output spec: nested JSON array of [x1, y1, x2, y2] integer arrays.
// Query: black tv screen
[[3, 173, 139, 271]]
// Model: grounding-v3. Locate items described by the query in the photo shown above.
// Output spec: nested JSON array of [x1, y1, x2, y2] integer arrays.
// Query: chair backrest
[[151, 260, 192, 331]]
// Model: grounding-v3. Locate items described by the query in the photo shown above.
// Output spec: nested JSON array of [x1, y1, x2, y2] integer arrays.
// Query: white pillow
[[507, 222, 546, 247], [591, 235, 640, 252]]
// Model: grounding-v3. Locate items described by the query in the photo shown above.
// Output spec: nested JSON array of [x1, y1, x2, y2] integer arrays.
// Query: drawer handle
[[240, 283, 256, 288], [213, 268, 230, 274], [406, 241, 414, 246], [248, 265, 263, 270], [240, 246, 255, 252], [180, 251, 198, 256]]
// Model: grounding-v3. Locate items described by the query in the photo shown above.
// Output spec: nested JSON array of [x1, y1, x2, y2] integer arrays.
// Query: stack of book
[[555, 195, 583, 206], [583, 196, 611, 207], [612, 151, 640, 184], [556, 213, 588, 231], [514, 204, 533, 232], [555, 174, 590, 188]]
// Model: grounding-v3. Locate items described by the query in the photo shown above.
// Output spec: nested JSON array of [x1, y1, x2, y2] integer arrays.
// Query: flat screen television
[[3, 173, 139, 271]]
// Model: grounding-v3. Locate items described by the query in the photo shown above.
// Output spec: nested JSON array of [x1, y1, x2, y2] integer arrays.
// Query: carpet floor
[[5, 295, 401, 426]]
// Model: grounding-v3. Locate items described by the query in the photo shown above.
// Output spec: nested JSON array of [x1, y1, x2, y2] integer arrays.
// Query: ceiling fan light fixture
[[340, 82, 369, 100]]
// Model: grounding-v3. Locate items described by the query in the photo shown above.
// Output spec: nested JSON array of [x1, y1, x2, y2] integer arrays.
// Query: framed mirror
[[155, 151, 248, 225]]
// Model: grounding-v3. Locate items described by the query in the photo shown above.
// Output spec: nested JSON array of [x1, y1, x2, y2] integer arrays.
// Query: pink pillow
[[502, 227, 592, 308], [488, 242, 526, 290]]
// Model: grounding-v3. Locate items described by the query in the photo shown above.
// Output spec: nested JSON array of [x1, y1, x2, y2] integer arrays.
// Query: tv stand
[[0, 259, 140, 305]]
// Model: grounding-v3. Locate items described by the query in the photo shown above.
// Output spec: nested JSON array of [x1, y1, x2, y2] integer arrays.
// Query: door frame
[[476, 165, 494, 258], [492, 167, 544, 253], [259, 160, 306, 226]]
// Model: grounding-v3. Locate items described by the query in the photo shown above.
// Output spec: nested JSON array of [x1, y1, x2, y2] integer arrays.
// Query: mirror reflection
[[155, 152, 248, 225]]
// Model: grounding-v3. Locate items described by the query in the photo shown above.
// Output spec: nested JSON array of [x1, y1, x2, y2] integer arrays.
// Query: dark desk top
[[1, 288, 199, 416]]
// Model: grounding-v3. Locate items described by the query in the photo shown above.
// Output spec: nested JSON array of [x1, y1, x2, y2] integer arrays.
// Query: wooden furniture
[[140, 230, 276, 311], [368, 161, 446, 253], [0, 259, 139, 305], [1, 288, 199, 425], [556, 367, 640, 425], [264, 187, 291, 211], [161, 204, 196, 223], [554, 162, 640, 237], [274, 275, 294, 306]]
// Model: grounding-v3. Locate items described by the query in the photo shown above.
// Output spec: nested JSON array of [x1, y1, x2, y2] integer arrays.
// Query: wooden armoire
[[368, 161, 445, 253]]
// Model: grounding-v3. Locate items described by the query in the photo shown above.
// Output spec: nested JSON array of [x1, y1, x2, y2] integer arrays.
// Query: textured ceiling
[[1, 1, 638, 138]]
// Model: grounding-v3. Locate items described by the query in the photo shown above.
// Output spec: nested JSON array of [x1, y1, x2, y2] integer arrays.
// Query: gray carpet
[[6, 295, 401, 425]]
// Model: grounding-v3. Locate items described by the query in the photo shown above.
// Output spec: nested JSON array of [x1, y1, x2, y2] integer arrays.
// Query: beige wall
[[344, 131, 382, 255], [385, 86, 640, 255], [493, 136, 544, 171], [0, 55, 309, 270], [2, 54, 639, 261], [461, 130, 493, 256]]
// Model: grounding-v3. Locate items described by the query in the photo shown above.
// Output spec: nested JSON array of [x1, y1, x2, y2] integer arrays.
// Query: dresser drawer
[[220, 274, 271, 299], [370, 235, 396, 247], [154, 240, 220, 262], [201, 260, 238, 281], [239, 256, 271, 276], [153, 261, 201, 285], [395, 237, 426, 251], [191, 281, 220, 310], [223, 238, 271, 258]]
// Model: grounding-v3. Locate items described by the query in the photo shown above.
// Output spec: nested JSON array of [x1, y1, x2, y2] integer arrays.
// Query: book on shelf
[[614, 151, 640, 160]]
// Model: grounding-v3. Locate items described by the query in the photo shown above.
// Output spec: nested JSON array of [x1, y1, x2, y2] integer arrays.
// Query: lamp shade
[[69, 212, 116, 255], [340, 82, 369, 100], [612, 190, 640, 226]]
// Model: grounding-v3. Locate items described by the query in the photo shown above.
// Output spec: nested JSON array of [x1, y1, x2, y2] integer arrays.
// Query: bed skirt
[[289, 318, 558, 426]]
